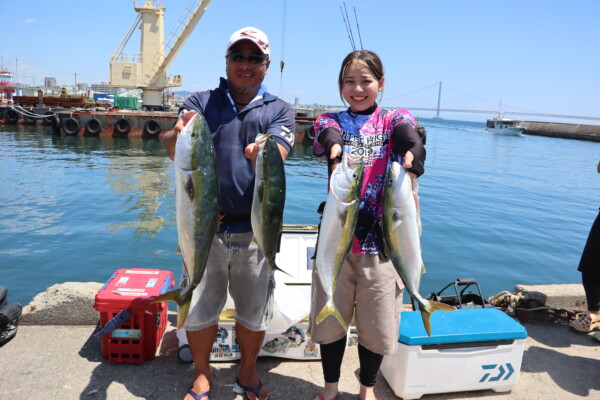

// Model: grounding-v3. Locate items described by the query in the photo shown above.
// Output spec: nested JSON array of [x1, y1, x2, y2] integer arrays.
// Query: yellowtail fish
[[152, 113, 220, 328], [315, 153, 364, 330], [382, 161, 455, 336], [251, 133, 287, 273]]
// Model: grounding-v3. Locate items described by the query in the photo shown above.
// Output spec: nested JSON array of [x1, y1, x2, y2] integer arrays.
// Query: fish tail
[[316, 301, 347, 331], [419, 300, 456, 337], [268, 258, 293, 277], [176, 301, 191, 329], [151, 288, 191, 329]]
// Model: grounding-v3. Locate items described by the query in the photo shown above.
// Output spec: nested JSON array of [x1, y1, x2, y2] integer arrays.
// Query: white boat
[[486, 116, 524, 136], [486, 99, 524, 136]]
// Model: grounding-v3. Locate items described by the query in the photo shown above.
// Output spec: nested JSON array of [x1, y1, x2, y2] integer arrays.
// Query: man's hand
[[162, 110, 196, 161], [244, 141, 289, 165], [245, 142, 260, 163]]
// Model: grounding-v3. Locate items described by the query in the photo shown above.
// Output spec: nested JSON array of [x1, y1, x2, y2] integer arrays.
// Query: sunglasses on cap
[[227, 51, 269, 64]]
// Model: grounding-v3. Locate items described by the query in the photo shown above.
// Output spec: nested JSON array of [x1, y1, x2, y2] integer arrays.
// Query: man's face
[[226, 40, 270, 96]]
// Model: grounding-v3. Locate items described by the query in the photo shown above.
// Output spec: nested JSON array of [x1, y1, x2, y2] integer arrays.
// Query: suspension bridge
[[386, 82, 600, 122]]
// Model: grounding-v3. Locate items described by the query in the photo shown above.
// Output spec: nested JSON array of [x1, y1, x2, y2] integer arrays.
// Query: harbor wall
[[492, 118, 600, 142], [520, 121, 600, 142]]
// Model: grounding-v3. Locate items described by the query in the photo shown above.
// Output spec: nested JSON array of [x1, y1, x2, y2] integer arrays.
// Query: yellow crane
[[109, 0, 213, 110]]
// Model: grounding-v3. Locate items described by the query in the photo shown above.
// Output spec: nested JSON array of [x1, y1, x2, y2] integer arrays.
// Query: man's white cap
[[226, 27, 270, 57]]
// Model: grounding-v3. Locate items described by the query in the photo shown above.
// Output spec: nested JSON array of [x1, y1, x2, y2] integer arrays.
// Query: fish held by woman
[[382, 161, 455, 336], [314, 153, 364, 330], [152, 113, 220, 328]]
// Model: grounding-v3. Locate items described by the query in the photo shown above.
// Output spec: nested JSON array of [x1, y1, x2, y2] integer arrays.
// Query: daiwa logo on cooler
[[479, 363, 515, 382]]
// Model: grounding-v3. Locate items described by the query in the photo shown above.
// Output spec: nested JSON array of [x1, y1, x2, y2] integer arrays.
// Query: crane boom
[[149, 0, 213, 87], [109, 0, 213, 109]]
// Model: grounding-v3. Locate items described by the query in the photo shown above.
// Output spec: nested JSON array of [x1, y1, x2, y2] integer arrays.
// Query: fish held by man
[[251, 133, 287, 273], [382, 161, 455, 336], [314, 153, 364, 330], [151, 113, 220, 329]]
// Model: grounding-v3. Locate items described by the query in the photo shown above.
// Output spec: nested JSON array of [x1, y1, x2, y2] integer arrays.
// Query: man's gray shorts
[[182, 231, 275, 332]]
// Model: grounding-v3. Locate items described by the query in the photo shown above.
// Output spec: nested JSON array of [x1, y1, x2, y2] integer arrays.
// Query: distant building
[[76, 82, 89, 91], [44, 77, 57, 88], [91, 81, 116, 94]]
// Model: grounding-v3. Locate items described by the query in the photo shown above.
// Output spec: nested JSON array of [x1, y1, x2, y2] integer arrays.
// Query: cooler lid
[[399, 308, 527, 345], [94, 268, 174, 307]]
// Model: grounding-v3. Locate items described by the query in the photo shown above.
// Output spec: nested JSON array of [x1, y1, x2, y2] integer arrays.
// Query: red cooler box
[[93, 268, 174, 363]]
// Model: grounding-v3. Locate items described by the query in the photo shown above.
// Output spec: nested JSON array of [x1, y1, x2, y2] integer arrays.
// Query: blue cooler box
[[380, 308, 527, 399]]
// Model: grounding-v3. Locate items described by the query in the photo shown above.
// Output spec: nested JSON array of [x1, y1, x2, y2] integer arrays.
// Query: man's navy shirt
[[179, 78, 295, 233]]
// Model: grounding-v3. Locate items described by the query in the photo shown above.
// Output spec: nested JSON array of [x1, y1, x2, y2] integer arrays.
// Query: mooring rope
[[9, 105, 55, 119]]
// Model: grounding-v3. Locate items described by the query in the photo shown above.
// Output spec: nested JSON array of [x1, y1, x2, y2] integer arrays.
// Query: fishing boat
[[486, 99, 524, 136], [486, 115, 525, 136]]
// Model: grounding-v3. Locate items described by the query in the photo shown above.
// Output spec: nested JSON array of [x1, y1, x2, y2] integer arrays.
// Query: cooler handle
[[99, 272, 117, 291], [93, 309, 131, 337], [424, 345, 500, 355], [159, 275, 173, 294]]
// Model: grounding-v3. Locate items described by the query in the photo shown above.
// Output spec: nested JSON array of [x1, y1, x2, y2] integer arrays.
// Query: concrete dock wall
[[520, 121, 600, 142]]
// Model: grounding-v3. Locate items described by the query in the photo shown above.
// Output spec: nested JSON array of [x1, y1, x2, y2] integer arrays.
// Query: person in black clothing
[[570, 160, 600, 336]]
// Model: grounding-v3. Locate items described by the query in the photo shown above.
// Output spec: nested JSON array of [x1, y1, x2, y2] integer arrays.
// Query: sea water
[[1, 120, 598, 306]]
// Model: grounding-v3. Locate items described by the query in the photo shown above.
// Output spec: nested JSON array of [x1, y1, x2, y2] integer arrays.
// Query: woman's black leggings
[[320, 335, 384, 387]]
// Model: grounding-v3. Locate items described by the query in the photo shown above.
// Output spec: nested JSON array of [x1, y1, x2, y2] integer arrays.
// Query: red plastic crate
[[93, 268, 174, 363]]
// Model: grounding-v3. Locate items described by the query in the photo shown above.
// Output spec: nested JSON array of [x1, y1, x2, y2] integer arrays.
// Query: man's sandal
[[235, 377, 269, 400], [187, 388, 210, 399], [569, 312, 600, 333]]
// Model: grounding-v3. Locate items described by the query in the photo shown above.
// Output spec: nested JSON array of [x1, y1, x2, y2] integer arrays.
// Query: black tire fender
[[143, 119, 162, 136], [114, 118, 131, 135], [305, 126, 315, 141], [5, 109, 19, 123], [63, 117, 80, 135], [85, 118, 102, 135]]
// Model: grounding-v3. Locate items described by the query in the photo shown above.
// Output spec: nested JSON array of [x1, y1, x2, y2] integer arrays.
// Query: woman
[[308, 50, 425, 400]]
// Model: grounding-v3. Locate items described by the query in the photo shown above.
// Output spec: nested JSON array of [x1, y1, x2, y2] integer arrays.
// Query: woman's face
[[341, 61, 384, 112]]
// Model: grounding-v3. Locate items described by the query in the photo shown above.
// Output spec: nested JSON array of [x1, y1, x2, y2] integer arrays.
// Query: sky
[[1, 0, 599, 122]]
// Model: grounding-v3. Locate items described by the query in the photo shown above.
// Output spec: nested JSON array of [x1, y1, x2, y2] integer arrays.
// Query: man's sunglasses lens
[[228, 52, 268, 64]]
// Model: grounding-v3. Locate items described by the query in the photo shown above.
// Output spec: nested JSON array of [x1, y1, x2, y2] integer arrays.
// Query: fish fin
[[276, 230, 283, 253], [392, 210, 403, 227], [419, 300, 456, 336], [270, 258, 293, 277], [151, 288, 191, 329], [184, 176, 194, 200], [176, 301, 191, 329], [316, 302, 347, 331], [257, 182, 264, 201], [151, 288, 182, 305]]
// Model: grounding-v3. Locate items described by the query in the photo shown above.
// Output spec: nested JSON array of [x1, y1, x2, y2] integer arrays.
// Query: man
[[163, 27, 294, 400]]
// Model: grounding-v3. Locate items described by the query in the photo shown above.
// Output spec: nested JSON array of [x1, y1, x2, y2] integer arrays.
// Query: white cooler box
[[177, 316, 320, 362], [381, 308, 527, 399]]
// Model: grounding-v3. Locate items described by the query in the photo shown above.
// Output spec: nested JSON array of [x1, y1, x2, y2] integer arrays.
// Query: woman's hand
[[403, 150, 414, 169], [329, 143, 342, 172]]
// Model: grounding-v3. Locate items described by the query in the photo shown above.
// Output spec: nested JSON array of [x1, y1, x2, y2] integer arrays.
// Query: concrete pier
[[521, 121, 600, 142], [487, 118, 600, 142]]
